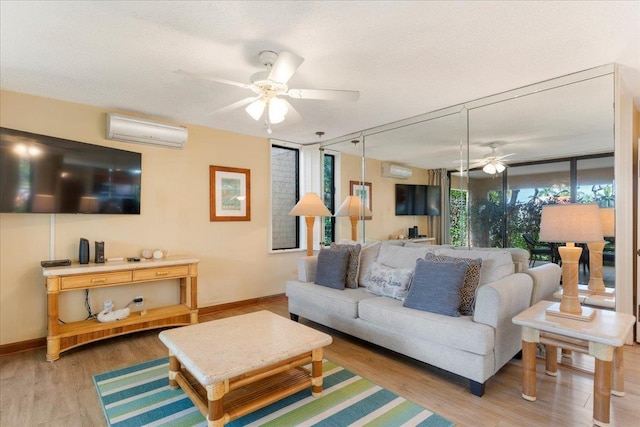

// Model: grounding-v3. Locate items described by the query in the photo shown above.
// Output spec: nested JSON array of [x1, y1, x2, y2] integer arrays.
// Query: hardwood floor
[[1, 297, 638, 426]]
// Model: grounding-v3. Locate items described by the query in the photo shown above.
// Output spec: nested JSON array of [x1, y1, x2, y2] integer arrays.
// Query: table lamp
[[585, 207, 615, 295], [539, 203, 603, 321], [288, 193, 332, 256], [334, 195, 373, 241]]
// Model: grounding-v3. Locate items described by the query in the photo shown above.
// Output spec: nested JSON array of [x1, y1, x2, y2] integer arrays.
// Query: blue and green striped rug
[[93, 357, 454, 426]]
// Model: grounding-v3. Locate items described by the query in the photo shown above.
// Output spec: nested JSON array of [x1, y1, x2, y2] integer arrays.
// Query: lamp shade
[[288, 192, 331, 217], [245, 99, 266, 120], [599, 207, 615, 237], [539, 203, 603, 243], [334, 195, 373, 218]]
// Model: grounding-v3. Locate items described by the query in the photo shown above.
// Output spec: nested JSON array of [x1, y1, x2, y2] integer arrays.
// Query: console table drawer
[[61, 271, 133, 290], [133, 265, 190, 281]]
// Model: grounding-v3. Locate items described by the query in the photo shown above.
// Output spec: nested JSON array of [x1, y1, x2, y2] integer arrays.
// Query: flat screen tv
[[395, 184, 441, 216], [0, 127, 141, 214]]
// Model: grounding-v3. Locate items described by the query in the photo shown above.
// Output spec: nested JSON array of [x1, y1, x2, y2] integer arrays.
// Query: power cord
[[85, 289, 96, 320]]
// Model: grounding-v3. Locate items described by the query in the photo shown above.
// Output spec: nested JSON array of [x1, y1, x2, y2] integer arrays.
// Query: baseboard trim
[[0, 337, 47, 357], [198, 293, 287, 316], [0, 293, 287, 357]]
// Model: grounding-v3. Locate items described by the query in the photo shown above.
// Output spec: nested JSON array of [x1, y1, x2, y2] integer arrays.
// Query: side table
[[512, 300, 635, 427]]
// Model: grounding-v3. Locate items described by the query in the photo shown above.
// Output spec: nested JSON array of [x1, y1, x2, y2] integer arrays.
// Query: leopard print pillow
[[330, 243, 362, 288]]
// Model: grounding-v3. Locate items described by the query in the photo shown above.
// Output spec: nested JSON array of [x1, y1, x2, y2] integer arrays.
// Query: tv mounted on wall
[[395, 184, 441, 216], [0, 127, 141, 214]]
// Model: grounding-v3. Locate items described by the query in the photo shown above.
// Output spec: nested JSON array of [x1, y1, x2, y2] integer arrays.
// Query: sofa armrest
[[297, 256, 318, 282], [473, 273, 533, 329], [523, 263, 561, 305]]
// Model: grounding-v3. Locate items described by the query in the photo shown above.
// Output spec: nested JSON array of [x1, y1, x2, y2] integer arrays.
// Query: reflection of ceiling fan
[[176, 50, 360, 134], [469, 143, 515, 174]]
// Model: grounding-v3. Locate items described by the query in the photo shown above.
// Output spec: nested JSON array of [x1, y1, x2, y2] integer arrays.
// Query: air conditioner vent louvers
[[106, 113, 188, 149]]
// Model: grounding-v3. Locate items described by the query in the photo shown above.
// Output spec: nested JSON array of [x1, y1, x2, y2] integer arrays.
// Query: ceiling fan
[[176, 50, 360, 134], [469, 143, 515, 175]]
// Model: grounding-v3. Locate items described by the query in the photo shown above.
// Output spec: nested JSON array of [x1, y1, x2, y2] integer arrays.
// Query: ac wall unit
[[106, 113, 188, 149], [381, 162, 412, 179]]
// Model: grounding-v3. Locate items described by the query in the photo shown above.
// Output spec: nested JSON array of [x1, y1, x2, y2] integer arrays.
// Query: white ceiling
[[1, 1, 639, 150]]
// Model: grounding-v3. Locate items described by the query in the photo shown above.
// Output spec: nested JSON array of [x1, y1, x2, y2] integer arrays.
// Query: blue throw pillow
[[403, 258, 467, 316], [315, 247, 350, 289]]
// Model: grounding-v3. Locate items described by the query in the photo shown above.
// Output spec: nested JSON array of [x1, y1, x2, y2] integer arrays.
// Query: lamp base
[[545, 302, 596, 322], [580, 284, 615, 297]]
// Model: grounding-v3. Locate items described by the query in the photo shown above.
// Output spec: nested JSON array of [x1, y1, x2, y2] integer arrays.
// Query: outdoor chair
[[523, 233, 553, 267]]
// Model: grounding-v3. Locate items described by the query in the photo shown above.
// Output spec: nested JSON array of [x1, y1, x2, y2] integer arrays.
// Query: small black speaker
[[79, 238, 90, 264], [407, 227, 415, 239], [95, 241, 105, 264]]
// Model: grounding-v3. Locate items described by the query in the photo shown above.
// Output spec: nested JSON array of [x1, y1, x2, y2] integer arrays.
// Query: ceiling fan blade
[[496, 153, 516, 160], [281, 99, 303, 123], [468, 160, 487, 169], [175, 70, 252, 89], [286, 88, 360, 101], [268, 51, 304, 84], [209, 96, 260, 115]]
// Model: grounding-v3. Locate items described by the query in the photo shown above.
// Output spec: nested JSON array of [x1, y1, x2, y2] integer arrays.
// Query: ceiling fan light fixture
[[483, 160, 505, 175], [245, 99, 265, 120], [483, 162, 497, 175], [268, 97, 288, 124]]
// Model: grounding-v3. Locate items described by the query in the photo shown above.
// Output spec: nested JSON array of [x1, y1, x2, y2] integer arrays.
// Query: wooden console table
[[43, 256, 199, 361]]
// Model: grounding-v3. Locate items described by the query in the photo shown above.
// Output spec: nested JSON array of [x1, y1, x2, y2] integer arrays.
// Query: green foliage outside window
[[453, 183, 614, 252]]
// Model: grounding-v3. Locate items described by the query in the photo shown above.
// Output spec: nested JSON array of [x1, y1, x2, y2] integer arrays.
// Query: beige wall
[[337, 153, 433, 242], [0, 90, 301, 345]]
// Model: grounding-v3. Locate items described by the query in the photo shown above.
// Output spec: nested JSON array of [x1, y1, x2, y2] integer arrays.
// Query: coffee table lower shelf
[[169, 352, 321, 426]]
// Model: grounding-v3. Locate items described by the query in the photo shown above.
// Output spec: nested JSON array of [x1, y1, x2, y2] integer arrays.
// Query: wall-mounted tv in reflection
[[395, 184, 441, 216], [0, 127, 141, 214]]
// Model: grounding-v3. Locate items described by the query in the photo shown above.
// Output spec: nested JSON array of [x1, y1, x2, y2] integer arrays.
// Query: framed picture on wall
[[210, 165, 251, 221], [349, 180, 372, 220]]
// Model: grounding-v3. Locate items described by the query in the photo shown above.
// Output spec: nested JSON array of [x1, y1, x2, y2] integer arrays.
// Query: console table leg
[[593, 357, 612, 427]]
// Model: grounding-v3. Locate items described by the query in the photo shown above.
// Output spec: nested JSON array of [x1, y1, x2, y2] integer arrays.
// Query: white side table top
[[159, 310, 333, 385], [512, 300, 635, 347]]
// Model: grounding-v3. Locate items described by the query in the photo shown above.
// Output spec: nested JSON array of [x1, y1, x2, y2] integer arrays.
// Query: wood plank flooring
[[1, 297, 638, 426]]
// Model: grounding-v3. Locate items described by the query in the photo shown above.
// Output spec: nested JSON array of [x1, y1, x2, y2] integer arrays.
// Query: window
[[323, 153, 336, 245], [271, 145, 299, 250], [457, 153, 613, 250]]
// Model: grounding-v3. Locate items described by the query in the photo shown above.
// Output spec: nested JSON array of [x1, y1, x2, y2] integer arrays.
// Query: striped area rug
[[93, 357, 455, 427]]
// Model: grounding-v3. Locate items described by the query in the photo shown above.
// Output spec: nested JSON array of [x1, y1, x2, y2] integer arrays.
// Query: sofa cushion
[[358, 297, 494, 355], [436, 248, 514, 286], [357, 241, 382, 287], [365, 262, 413, 300], [376, 243, 439, 269], [330, 243, 361, 288], [315, 247, 350, 289], [424, 253, 482, 315], [403, 258, 467, 316], [285, 280, 376, 319]]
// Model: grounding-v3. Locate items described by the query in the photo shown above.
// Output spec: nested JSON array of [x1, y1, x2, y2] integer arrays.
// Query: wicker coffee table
[[158, 310, 333, 427]]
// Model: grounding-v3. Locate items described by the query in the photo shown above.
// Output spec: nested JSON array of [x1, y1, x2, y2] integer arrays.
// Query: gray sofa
[[285, 242, 561, 396]]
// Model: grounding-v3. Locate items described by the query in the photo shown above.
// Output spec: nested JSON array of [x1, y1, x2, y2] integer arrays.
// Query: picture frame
[[210, 165, 251, 221], [349, 180, 372, 220]]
